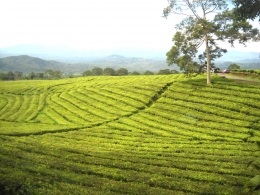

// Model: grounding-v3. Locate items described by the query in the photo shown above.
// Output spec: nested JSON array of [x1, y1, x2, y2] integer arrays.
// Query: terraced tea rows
[[0, 74, 260, 194]]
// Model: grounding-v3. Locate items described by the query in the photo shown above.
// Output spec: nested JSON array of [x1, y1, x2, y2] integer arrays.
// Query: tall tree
[[163, 0, 259, 84]]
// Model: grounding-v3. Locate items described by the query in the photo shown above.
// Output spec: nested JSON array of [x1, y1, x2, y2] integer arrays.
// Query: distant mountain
[[3, 44, 258, 74], [102, 54, 127, 60], [0, 55, 92, 74], [0, 44, 167, 62], [90, 54, 172, 72], [0, 55, 175, 74], [1, 44, 259, 63], [238, 59, 260, 63]]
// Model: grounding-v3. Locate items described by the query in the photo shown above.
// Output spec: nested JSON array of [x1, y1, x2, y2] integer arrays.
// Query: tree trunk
[[204, 33, 211, 84], [202, 5, 211, 84]]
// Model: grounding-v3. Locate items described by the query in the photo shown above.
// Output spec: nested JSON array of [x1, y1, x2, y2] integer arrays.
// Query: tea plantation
[[0, 74, 260, 194]]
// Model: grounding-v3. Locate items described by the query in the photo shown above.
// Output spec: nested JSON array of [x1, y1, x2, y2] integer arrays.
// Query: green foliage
[[44, 69, 53, 79], [232, 0, 260, 21], [116, 68, 128, 76], [144, 71, 154, 75], [6, 71, 15, 80], [157, 69, 173, 75], [198, 46, 227, 70], [82, 70, 93, 76], [214, 9, 260, 46], [244, 142, 260, 193], [228, 63, 240, 70], [53, 70, 62, 79], [165, 31, 201, 75], [14, 71, 23, 80], [91, 67, 103, 76], [131, 71, 140, 75], [103, 68, 116, 76], [28, 72, 36, 80]]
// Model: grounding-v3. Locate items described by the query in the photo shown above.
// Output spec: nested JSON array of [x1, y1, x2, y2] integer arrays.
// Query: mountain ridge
[[0, 55, 172, 74], [0, 54, 258, 74]]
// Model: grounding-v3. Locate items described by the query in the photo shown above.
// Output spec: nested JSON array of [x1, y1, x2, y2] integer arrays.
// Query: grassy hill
[[0, 55, 78, 73], [0, 74, 260, 194]]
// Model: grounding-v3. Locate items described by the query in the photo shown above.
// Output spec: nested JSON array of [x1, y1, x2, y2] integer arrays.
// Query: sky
[[0, 0, 259, 53]]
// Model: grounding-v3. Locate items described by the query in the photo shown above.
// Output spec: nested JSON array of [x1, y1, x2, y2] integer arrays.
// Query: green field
[[1, 74, 260, 194]]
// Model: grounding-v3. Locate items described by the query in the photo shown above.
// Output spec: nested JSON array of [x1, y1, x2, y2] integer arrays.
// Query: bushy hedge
[[231, 69, 260, 75]]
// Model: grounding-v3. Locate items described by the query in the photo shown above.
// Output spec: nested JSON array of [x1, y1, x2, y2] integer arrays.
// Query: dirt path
[[217, 73, 260, 84]]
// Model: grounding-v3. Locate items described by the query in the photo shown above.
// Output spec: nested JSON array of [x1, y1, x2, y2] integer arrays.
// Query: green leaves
[[245, 141, 260, 192], [232, 0, 260, 21], [214, 9, 260, 46], [227, 63, 240, 70], [248, 175, 260, 188]]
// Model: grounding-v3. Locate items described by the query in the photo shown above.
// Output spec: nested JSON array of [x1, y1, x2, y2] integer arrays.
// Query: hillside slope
[[0, 55, 76, 73], [0, 74, 260, 194]]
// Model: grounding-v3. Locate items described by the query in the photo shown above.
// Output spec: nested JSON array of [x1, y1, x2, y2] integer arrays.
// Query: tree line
[[0, 68, 180, 81], [0, 69, 62, 81], [82, 67, 179, 76]]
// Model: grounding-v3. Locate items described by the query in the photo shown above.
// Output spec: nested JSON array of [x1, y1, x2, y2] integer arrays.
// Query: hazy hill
[[0, 55, 174, 74], [0, 55, 80, 73], [89, 54, 172, 72], [0, 44, 167, 62], [0, 44, 259, 73]]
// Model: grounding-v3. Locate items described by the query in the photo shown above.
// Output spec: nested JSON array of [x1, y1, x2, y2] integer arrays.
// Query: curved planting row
[[0, 75, 183, 131], [0, 74, 260, 194]]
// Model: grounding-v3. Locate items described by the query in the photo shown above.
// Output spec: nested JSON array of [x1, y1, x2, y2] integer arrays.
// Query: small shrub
[[244, 142, 260, 193]]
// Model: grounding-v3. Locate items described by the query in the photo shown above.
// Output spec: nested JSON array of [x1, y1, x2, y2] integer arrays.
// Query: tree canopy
[[92, 68, 103, 76], [103, 68, 116, 76], [233, 0, 260, 21], [116, 68, 128, 76], [228, 63, 240, 70]]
